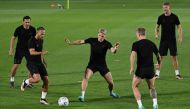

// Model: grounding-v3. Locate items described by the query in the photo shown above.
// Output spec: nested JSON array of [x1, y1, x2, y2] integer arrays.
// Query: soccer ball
[[58, 96, 69, 107]]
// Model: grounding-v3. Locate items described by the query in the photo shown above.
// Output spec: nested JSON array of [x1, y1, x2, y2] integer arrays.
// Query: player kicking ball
[[20, 27, 49, 105], [130, 28, 161, 109], [65, 28, 120, 102]]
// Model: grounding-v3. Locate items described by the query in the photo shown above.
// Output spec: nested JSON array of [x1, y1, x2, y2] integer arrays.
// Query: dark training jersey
[[132, 39, 160, 68], [14, 25, 36, 50], [157, 13, 180, 41], [28, 37, 43, 64], [84, 38, 112, 65]]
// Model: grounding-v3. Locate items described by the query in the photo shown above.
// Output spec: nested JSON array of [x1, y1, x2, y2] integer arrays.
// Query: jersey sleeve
[[131, 43, 137, 52], [13, 28, 19, 37], [157, 16, 162, 25], [107, 42, 113, 49], [84, 38, 92, 44], [175, 15, 180, 25], [28, 38, 35, 49]]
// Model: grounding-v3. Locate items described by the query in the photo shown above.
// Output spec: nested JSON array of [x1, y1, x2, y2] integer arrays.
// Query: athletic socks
[[10, 77, 14, 82], [25, 79, 30, 85], [137, 100, 143, 108], [81, 91, 85, 98], [156, 70, 160, 76], [175, 70, 180, 75], [41, 91, 47, 99], [153, 98, 158, 106]]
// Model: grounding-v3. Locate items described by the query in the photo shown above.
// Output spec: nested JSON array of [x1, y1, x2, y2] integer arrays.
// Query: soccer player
[[9, 16, 36, 87], [130, 28, 161, 109], [20, 27, 49, 105], [155, 2, 183, 79], [65, 28, 120, 102]]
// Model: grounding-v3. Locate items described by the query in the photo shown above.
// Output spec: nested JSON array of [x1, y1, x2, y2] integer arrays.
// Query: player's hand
[[129, 67, 134, 75], [114, 42, 120, 49], [178, 37, 182, 45], [9, 49, 14, 56], [42, 51, 48, 55], [65, 38, 71, 45]]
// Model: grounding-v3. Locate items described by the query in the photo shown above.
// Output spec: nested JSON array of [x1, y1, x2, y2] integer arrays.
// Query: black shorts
[[27, 63, 48, 79], [87, 64, 110, 76], [14, 48, 30, 64], [135, 66, 155, 79], [159, 40, 177, 56]]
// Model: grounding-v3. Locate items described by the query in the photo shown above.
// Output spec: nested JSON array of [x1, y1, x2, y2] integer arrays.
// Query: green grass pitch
[[0, 0, 190, 109]]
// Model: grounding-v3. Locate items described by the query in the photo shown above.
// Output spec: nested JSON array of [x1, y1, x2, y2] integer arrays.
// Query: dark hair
[[23, 16, 31, 21], [98, 28, 107, 34], [37, 26, 45, 31], [137, 28, 145, 36], [163, 2, 170, 6]]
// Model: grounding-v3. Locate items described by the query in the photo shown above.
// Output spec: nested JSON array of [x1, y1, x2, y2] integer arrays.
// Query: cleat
[[40, 98, 49, 105], [153, 105, 159, 109], [78, 96, 84, 102], [20, 80, 27, 91], [10, 81, 15, 88], [138, 106, 145, 109], [176, 75, 183, 80], [154, 75, 160, 79], [110, 92, 120, 98]]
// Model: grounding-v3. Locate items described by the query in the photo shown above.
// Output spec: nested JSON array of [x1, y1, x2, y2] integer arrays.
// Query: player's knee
[[83, 76, 89, 81], [132, 84, 138, 89], [33, 75, 41, 83]]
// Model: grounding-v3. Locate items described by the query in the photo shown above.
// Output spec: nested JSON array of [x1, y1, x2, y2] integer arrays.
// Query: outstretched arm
[[29, 48, 48, 56], [110, 42, 120, 54], [65, 38, 85, 45]]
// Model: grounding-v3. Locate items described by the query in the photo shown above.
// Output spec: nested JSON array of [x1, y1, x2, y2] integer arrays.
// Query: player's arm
[[110, 42, 120, 54], [155, 24, 160, 39], [177, 24, 183, 45], [153, 44, 161, 69], [130, 51, 136, 75], [65, 38, 85, 45], [29, 48, 48, 55], [9, 36, 16, 56]]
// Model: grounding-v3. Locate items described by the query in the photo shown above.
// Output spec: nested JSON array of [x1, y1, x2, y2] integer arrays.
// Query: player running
[[20, 27, 49, 105], [65, 28, 120, 102], [155, 2, 183, 79], [130, 28, 161, 109], [9, 16, 36, 87]]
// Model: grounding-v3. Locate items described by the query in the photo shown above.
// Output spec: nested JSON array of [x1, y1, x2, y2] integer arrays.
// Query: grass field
[[0, 0, 190, 109]]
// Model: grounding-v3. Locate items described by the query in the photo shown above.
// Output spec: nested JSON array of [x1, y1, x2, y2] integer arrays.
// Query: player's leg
[[155, 41, 168, 78], [9, 64, 20, 87], [171, 56, 183, 79], [146, 78, 158, 109], [40, 76, 49, 105], [132, 75, 144, 109], [169, 42, 183, 79], [9, 50, 23, 87], [21, 63, 41, 91], [79, 68, 94, 102], [103, 72, 119, 98], [21, 73, 41, 91]]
